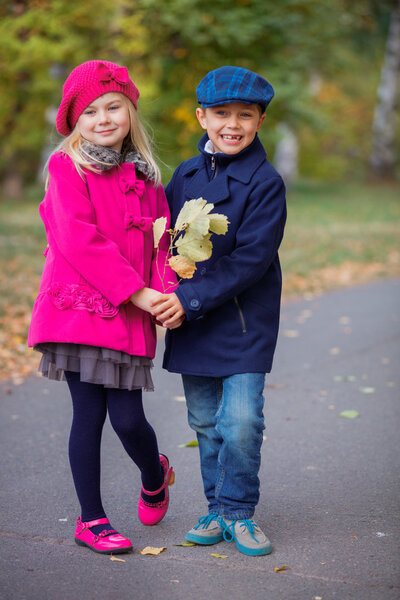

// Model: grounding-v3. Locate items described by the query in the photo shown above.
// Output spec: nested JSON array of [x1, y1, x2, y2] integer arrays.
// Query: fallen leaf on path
[[178, 440, 198, 448], [110, 555, 126, 562], [330, 347, 340, 355], [339, 410, 360, 419], [359, 387, 375, 394], [282, 329, 299, 338], [173, 542, 196, 547], [210, 553, 228, 558], [274, 565, 290, 572], [140, 546, 167, 555]]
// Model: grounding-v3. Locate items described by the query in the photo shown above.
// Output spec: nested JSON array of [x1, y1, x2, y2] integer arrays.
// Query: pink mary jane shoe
[[74, 517, 133, 554], [138, 454, 175, 526]]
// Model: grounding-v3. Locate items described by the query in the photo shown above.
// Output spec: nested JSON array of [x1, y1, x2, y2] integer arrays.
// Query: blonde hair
[[45, 94, 161, 187]]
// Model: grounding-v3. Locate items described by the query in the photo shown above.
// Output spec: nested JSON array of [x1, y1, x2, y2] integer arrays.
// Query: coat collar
[[181, 133, 266, 204]]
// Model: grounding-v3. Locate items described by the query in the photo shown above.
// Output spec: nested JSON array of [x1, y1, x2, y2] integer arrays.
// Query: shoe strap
[[78, 517, 110, 529], [141, 466, 173, 496], [97, 529, 118, 539]]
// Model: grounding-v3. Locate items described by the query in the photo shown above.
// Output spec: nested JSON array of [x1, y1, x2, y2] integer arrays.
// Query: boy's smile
[[196, 103, 266, 155]]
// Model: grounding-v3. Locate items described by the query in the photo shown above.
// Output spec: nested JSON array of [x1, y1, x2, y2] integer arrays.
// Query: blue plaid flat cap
[[196, 66, 274, 112]]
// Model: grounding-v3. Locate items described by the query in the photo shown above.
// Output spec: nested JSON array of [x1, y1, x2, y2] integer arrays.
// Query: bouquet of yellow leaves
[[153, 198, 229, 288]]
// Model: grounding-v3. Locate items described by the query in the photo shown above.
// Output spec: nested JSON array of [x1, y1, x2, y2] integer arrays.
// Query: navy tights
[[65, 371, 163, 527]]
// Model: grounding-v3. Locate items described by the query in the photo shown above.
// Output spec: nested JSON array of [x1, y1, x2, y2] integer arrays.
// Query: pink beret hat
[[56, 60, 140, 136]]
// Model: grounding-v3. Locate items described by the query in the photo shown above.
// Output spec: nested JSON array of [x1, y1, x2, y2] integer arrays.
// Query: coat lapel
[[183, 164, 230, 205], [181, 134, 267, 206]]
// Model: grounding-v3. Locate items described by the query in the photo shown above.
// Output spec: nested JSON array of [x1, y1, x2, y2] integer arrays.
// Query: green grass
[[281, 180, 400, 283], [0, 179, 399, 308]]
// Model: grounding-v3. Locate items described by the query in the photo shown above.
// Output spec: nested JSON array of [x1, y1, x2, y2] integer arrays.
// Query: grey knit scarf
[[81, 141, 156, 182]]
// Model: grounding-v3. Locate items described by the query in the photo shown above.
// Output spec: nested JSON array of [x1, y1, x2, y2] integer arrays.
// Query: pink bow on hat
[[124, 214, 153, 232], [96, 62, 130, 85]]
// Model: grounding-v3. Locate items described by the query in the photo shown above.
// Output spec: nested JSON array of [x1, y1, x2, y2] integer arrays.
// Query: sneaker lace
[[222, 518, 260, 544], [194, 513, 219, 531]]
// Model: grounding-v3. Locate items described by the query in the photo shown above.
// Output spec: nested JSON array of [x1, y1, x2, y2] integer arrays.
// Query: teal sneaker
[[185, 514, 224, 545], [221, 518, 272, 556]]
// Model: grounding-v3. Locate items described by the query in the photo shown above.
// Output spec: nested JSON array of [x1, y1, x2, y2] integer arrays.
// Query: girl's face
[[196, 103, 265, 155], [77, 92, 130, 152]]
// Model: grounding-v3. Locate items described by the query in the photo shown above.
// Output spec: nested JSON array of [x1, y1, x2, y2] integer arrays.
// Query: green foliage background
[[0, 0, 398, 187]]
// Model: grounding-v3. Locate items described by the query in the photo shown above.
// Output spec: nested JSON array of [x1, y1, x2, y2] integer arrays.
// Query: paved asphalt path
[[1, 279, 399, 600]]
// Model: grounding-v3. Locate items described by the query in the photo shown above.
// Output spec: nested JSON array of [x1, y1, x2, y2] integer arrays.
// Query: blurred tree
[[0, 0, 117, 196], [118, 0, 353, 168], [0, 0, 397, 192], [118, 0, 398, 179], [369, 0, 400, 179]]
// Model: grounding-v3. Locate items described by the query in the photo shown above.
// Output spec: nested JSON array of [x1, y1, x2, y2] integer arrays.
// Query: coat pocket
[[234, 296, 247, 334]]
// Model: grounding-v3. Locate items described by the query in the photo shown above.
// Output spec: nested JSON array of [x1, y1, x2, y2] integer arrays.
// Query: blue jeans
[[182, 373, 266, 519]]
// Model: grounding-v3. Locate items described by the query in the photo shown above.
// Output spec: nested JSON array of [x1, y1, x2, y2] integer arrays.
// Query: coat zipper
[[210, 155, 218, 179], [234, 296, 247, 334]]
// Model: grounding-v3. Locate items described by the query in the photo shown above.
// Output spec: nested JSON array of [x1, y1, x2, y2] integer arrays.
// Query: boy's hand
[[151, 293, 185, 329]]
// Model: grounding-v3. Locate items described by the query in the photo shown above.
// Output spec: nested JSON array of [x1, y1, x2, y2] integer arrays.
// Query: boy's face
[[196, 103, 266, 155]]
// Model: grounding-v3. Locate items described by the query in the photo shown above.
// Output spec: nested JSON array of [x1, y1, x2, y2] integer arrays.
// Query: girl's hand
[[130, 287, 163, 313], [151, 293, 185, 329]]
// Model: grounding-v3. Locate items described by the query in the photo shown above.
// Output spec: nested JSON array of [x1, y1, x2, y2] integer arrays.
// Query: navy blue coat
[[163, 133, 287, 376]]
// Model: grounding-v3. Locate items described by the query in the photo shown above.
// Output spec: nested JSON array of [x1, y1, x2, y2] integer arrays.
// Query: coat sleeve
[[42, 153, 145, 307], [175, 176, 287, 320], [149, 185, 178, 293]]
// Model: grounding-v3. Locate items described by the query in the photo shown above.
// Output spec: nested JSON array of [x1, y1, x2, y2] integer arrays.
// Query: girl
[[28, 60, 179, 555]]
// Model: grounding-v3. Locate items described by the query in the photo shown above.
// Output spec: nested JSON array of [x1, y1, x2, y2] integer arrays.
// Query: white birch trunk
[[369, 1, 400, 179]]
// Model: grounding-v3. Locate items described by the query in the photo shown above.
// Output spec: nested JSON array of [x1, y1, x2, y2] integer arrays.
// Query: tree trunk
[[369, 1, 400, 180], [274, 123, 298, 188]]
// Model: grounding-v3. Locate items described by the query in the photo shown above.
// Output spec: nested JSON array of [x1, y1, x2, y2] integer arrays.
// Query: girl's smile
[[196, 103, 266, 155], [77, 93, 130, 152]]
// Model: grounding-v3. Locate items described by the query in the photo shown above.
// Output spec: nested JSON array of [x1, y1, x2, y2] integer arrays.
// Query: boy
[[153, 66, 287, 556]]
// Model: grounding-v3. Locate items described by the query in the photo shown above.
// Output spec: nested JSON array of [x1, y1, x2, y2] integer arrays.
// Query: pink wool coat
[[28, 152, 176, 359]]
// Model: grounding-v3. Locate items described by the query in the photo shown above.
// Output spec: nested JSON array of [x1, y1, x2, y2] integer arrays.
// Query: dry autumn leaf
[[173, 542, 196, 547], [153, 217, 167, 248], [274, 565, 290, 572], [140, 546, 167, 555], [168, 255, 196, 279], [283, 329, 299, 338], [110, 555, 126, 563], [210, 553, 228, 558]]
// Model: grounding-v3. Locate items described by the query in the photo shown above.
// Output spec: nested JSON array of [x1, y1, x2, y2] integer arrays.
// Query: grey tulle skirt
[[35, 342, 154, 391]]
